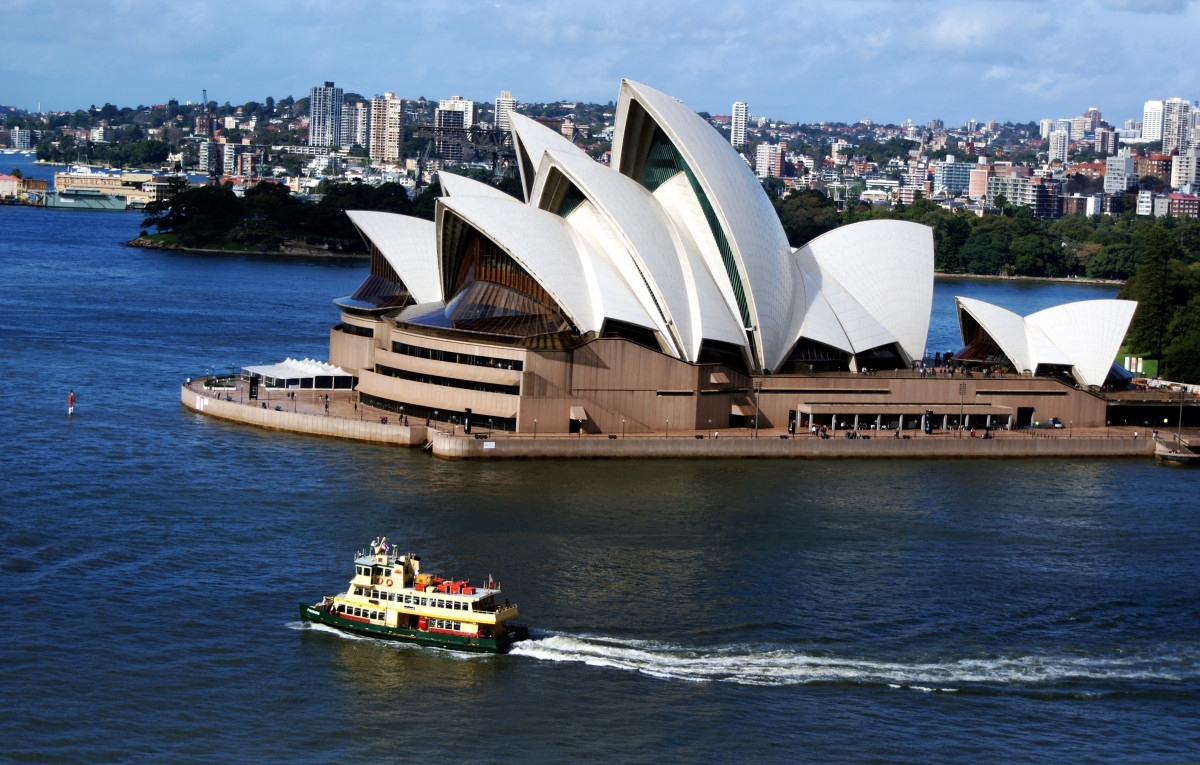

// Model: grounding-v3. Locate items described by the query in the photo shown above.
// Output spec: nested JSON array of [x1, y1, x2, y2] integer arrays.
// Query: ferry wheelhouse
[[300, 538, 528, 653]]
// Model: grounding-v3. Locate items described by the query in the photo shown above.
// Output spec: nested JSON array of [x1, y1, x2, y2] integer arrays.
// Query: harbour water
[[2, 200, 1198, 763]]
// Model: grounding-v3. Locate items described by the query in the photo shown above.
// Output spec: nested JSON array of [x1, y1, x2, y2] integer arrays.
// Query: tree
[[1121, 226, 1176, 358], [774, 189, 839, 247], [9, 168, 21, 179]]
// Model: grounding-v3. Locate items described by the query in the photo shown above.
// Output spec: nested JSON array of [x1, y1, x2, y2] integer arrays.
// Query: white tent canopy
[[243, 357, 356, 389]]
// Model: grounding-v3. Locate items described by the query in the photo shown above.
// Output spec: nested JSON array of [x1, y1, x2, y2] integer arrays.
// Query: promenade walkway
[[181, 377, 1167, 460]]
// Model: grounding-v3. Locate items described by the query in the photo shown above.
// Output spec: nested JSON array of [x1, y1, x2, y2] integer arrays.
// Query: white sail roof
[[345, 210, 441, 303], [956, 296, 1136, 387]]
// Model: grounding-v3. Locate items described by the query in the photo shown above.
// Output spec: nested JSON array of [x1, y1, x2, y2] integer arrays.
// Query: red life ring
[[385, 578, 394, 587]]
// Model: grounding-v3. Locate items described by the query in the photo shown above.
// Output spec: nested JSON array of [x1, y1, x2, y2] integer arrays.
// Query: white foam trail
[[509, 634, 1199, 689]]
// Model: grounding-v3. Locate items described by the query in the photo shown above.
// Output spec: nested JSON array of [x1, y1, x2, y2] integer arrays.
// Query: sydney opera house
[[326, 79, 1134, 434]]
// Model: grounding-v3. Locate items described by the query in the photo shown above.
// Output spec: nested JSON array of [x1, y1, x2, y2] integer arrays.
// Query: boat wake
[[509, 634, 1200, 691]]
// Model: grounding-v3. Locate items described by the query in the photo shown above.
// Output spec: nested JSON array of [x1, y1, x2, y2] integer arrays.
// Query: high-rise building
[[1039, 119, 1054, 139], [435, 96, 474, 161], [1104, 149, 1136, 194], [932, 155, 975, 196], [369, 93, 404, 163], [1124, 119, 1142, 134], [197, 141, 218, 174], [494, 91, 516, 133], [1049, 130, 1070, 163], [1162, 97, 1191, 154], [1142, 100, 1164, 142], [341, 101, 370, 149], [309, 81, 343, 148], [1070, 115, 1090, 141], [1094, 127, 1118, 156], [1171, 147, 1199, 190], [731, 101, 747, 147], [755, 143, 784, 178], [10, 127, 32, 150]]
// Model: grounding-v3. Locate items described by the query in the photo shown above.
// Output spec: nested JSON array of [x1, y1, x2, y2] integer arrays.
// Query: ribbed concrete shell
[[790, 220, 934, 365], [612, 79, 796, 371], [955, 297, 1136, 387], [345, 210, 441, 303]]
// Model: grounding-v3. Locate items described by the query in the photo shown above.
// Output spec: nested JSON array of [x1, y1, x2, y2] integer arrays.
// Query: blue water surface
[[1, 197, 1197, 764]]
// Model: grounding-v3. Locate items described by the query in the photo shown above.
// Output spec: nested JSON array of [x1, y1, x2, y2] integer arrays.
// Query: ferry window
[[384, 568, 391, 577], [421, 598, 428, 606], [436, 599, 444, 608], [353, 607, 361, 617], [454, 622, 461, 631], [404, 595, 411, 604]]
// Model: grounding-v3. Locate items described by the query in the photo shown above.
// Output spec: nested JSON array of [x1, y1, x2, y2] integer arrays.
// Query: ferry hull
[[299, 603, 529, 654]]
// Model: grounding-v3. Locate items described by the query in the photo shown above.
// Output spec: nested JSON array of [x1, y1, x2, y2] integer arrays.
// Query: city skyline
[[2, 0, 1198, 127]]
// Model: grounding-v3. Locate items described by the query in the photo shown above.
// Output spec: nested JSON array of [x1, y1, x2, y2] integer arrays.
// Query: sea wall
[[180, 385, 425, 446], [429, 431, 1153, 460]]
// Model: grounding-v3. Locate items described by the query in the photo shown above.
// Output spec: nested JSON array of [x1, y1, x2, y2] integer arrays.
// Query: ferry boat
[[299, 537, 529, 653]]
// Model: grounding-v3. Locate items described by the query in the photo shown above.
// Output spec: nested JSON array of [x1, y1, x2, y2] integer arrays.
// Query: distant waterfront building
[[1124, 119, 1142, 134], [1167, 192, 1199, 218], [90, 126, 112, 143], [1070, 115, 1090, 141], [1094, 128, 1117, 156], [223, 143, 240, 174], [10, 127, 32, 150], [1171, 148, 1199, 190], [435, 96, 474, 161], [1039, 119, 1054, 139], [369, 92, 404, 163], [968, 159, 994, 201], [194, 115, 214, 138], [1053, 118, 1072, 136], [755, 142, 784, 178], [341, 101, 370, 149], [309, 81, 344, 148], [1048, 130, 1070, 163], [1162, 97, 1191, 154], [731, 101, 747, 147], [1104, 149, 1136, 194], [926, 119, 943, 131], [1142, 100, 1164, 142], [984, 120, 1001, 133], [932, 155, 975, 196], [197, 141, 217, 174], [494, 91, 516, 133]]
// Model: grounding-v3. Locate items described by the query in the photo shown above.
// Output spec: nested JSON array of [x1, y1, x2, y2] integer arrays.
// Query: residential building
[[1049, 130, 1070, 163], [1137, 154, 1174, 184], [1162, 97, 1191, 154], [1070, 115, 1090, 141], [755, 143, 785, 178], [198, 141, 218, 174], [1094, 127, 1117, 156], [10, 128, 32, 150], [369, 92, 404, 163], [223, 143, 240, 174], [1104, 149, 1136, 194], [341, 101, 370, 149], [1171, 148, 1199, 189], [309, 81, 344, 148], [1039, 119, 1053, 139], [1142, 100, 1164, 142], [435, 97, 474, 161], [1167, 192, 1199, 218], [731, 101, 747, 147], [932, 155, 974, 196], [968, 160, 994, 201], [494, 91, 516, 133]]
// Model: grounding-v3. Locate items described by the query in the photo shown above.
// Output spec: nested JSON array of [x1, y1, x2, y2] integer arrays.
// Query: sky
[[3, 0, 1198, 127]]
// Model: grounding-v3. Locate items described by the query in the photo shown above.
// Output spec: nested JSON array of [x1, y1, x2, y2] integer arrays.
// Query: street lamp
[[621, 418, 625, 439], [533, 418, 537, 439], [665, 419, 669, 439]]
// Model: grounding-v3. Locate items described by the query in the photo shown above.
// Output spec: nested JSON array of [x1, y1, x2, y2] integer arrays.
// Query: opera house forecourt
[[185, 79, 1149, 458]]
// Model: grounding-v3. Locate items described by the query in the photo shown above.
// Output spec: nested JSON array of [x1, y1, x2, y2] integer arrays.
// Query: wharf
[[181, 380, 1158, 460]]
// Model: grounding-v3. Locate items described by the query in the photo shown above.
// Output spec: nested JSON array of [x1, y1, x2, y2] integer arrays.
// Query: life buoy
[[385, 578, 393, 587]]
